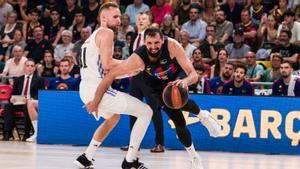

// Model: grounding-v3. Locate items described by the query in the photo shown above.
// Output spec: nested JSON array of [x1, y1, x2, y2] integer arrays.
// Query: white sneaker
[[26, 135, 37, 142], [191, 155, 204, 169], [198, 110, 221, 137]]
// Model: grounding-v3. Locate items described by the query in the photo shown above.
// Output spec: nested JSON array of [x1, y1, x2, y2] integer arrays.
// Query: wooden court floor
[[0, 141, 299, 169]]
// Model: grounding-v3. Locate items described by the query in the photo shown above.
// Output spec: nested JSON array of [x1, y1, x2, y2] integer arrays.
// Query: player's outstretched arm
[[168, 38, 198, 86], [85, 53, 145, 116]]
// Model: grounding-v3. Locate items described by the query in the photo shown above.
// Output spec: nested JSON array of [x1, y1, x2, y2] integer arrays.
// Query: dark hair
[[50, 7, 60, 14], [193, 63, 205, 72], [144, 27, 163, 39], [281, 60, 293, 67], [206, 24, 216, 31], [235, 64, 247, 73], [214, 48, 229, 77], [225, 62, 235, 69], [280, 29, 292, 38], [29, 8, 41, 16], [75, 8, 84, 15], [241, 8, 250, 15], [60, 58, 70, 66], [99, 2, 119, 14]]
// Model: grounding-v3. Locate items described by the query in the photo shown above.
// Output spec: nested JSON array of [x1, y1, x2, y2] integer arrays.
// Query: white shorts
[[79, 81, 132, 119]]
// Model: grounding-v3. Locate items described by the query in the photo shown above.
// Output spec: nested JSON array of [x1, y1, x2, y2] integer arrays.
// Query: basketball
[[162, 83, 189, 109]]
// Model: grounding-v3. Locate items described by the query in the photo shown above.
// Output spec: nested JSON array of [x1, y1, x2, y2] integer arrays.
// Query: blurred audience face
[[234, 67, 246, 83], [189, 8, 199, 21], [270, 54, 282, 69], [80, 28, 91, 40], [284, 14, 295, 25], [113, 47, 122, 60], [33, 27, 44, 40], [280, 62, 293, 78], [12, 46, 23, 60], [206, 25, 216, 37], [216, 10, 226, 24], [7, 12, 17, 24], [50, 10, 60, 21], [218, 49, 228, 63], [278, 31, 290, 46], [241, 10, 251, 24], [44, 52, 54, 64], [245, 52, 256, 66], [134, 0, 143, 6], [233, 34, 244, 44], [59, 60, 70, 75], [136, 13, 151, 31], [267, 14, 276, 28], [89, 0, 97, 3], [182, 0, 191, 5], [24, 60, 36, 75], [121, 14, 130, 26], [162, 14, 172, 27], [62, 32, 72, 44], [227, 0, 235, 5], [192, 49, 203, 63], [222, 63, 234, 79], [75, 12, 84, 24], [29, 12, 40, 22], [66, 0, 76, 7], [179, 31, 189, 45], [0, 0, 5, 6], [252, 0, 260, 6], [156, 0, 165, 7], [279, 0, 288, 8], [13, 30, 23, 42]]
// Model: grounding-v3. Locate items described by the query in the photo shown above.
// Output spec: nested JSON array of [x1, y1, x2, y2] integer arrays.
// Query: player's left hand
[[84, 101, 99, 117], [170, 79, 188, 90]]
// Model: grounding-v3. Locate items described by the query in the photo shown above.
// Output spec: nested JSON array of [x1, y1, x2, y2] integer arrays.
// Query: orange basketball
[[162, 83, 189, 109]]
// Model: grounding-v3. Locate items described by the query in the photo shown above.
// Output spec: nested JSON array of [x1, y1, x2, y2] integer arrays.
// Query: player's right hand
[[84, 101, 99, 119]]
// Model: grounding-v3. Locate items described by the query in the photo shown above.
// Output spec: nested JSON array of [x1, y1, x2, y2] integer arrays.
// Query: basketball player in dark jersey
[[86, 27, 221, 169]]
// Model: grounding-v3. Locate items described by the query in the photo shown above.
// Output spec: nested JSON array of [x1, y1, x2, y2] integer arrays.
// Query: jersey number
[[82, 47, 88, 68]]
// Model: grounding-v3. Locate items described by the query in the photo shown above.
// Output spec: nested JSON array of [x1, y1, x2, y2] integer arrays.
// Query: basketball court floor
[[0, 141, 299, 169]]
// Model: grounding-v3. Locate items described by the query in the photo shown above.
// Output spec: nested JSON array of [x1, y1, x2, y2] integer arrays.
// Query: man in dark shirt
[[24, 26, 54, 64], [222, 64, 254, 95], [220, 0, 244, 27], [174, 0, 192, 29], [272, 61, 300, 96], [210, 62, 234, 94]]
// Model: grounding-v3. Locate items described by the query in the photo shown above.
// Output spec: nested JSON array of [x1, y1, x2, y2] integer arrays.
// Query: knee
[[106, 114, 120, 126]]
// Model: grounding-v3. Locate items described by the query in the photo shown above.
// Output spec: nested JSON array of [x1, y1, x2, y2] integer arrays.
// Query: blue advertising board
[[38, 91, 300, 154]]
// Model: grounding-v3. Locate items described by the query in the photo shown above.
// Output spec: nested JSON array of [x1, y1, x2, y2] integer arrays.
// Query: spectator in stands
[[189, 63, 212, 94], [41, 0, 61, 20], [272, 60, 300, 96], [125, 0, 150, 26], [179, 30, 196, 58], [272, 0, 288, 23], [238, 9, 258, 50], [277, 10, 300, 45], [48, 58, 78, 90], [209, 62, 234, 94], [122, 32, 133, 59], [3, 59, 44, 141], [0, 11, 23, 56], [37, 50, 59, 78], [190, 48, 211, 77], [61, 0, 81, 29], [210, 48, 229, 78], [225, 27, 251, 63], [83, 0, 100, 28], [54, 30, 74, 62], [215, 9, 233, 45], [256, 14, 278, 60], [220, 0, 244, 27], [23, 8, 43, 42], [151, 0, 173, 26], [174, 0, 192, 29], [72, 27, 91, 66], [24, 26, 54, 64], [118, 14, 134, 42], [63, 52, 80, 78], [0, 0, 13, 30], [271, 29, 300, 64], [199, 24, 224, 63], [43, 8, 65, 47], [202, 0, 217, 24], [4, 30, 26, 61], [1, 45, 27, 78], [250, 0, 265, 23], [261, 52, 283, 88], [182, 5, 207, 47], [69, 8, 88, 43], [161, 14, 179, 40], [245, 51, 265, 83], [222, 64, 254, 95]]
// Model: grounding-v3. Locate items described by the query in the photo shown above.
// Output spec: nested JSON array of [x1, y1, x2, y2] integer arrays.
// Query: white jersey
[[80, 28, 107, 84]]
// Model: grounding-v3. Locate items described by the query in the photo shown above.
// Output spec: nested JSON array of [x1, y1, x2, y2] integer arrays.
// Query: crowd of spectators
[[0, 0, 300, 97]]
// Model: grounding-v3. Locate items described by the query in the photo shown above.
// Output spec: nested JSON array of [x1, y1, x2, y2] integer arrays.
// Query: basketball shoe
[[191, 154, 204, 169], [198, 110, 221, 137], [73, 153, 94, 169], [121, 158, 148, 169]]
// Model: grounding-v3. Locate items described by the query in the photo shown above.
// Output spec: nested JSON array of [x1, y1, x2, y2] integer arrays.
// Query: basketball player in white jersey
[[74, 2, 152, 169]]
